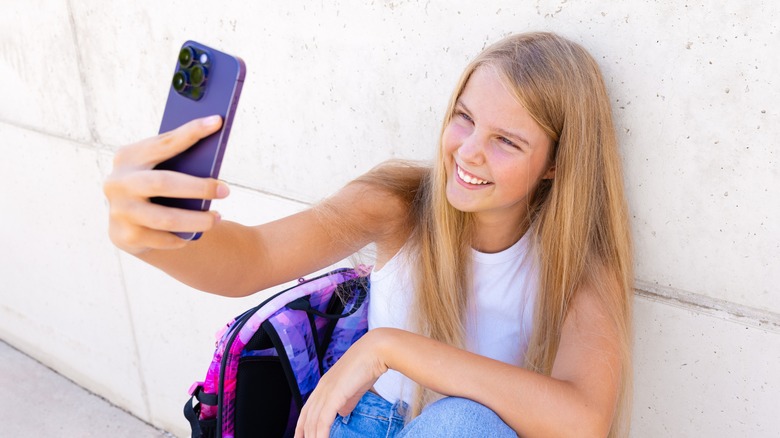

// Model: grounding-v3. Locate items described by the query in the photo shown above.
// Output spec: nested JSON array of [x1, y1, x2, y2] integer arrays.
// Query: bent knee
[[428, 397, 496, 418], [399, 397, 517, 437]]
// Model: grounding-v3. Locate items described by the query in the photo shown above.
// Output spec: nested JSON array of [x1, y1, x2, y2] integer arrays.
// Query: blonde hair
[[326, 32, 633, 437]]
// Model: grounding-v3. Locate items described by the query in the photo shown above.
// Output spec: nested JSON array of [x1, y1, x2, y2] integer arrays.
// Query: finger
[[137, 115, 223, 167], [294, 404, 308, 438], [114, 115, 223, 168], [304, 399, 337, 438], [296, 399, 320, 438], [302, 400, 318, 438], [301, 397, 323, 438], [118, 170, 230, 201], [117, 200, 222, 233], [108, 223, 189, 253], [316, 408, 337, 438]]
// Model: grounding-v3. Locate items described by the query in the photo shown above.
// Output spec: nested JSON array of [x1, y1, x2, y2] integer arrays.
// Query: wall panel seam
[[109, 247, 153, 421], [227, 182, 313, 206], [635, 280, 780, 333], [65, 0, 100, 146], [0, 119, 96, 147]]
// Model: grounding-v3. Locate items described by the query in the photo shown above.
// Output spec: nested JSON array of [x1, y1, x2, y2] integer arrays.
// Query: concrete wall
[[1, 1, 777, 436]]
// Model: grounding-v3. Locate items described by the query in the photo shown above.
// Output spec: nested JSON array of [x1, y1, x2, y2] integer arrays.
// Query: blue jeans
[[329, 391, 518, 437]]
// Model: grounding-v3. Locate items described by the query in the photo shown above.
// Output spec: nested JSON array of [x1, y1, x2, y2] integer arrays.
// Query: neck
[[471, 211, 530, 253]]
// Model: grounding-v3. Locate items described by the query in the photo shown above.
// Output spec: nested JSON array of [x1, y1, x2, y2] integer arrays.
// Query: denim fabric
[[329, 391, 407, 438], [398, 396, 518, 437], [330, 392, 518, 438]]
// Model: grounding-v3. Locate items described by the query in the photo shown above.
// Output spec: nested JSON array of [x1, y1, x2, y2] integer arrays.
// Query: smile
[[456, 165, 491, 185]]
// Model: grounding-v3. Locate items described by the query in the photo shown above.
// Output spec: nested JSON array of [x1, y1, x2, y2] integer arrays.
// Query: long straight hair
[[330, 32, 633, 437]]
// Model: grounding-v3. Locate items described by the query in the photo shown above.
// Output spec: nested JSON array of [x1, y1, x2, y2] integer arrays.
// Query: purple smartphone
[[152, 40, 246, 241]]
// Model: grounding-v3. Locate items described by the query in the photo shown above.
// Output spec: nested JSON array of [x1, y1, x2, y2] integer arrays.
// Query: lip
[[455, 164, 492, 189]]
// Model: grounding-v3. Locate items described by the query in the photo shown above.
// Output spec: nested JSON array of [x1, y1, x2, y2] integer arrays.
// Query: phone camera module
[[173, 45, 210, 100], [178, 46, 195, 68]]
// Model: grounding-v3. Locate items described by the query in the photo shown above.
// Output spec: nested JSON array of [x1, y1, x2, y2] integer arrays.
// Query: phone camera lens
[[172, 70, 189, 92], [189, 65, 207, 87], [178, 46, 195, 68], [191, 86, 204, 100]]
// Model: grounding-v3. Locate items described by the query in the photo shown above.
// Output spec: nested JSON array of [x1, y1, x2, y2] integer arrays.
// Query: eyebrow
[[455, 100, 531, 147]]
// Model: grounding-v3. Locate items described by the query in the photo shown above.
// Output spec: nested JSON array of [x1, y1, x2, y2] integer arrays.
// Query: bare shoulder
[[570, 268, 622, 327], [235, 168, 419, 292], [318, 160, 428, 256], [557, 266, 627, 362]]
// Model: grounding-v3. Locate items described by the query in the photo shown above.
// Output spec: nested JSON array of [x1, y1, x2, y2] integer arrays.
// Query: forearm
[[137, 201, 379, 297], [374, 328, 610, 438], [137, 220, 265, 297]]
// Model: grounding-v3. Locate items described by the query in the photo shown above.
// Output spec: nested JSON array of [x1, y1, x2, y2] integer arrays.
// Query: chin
[[444, 184, 475, 213]]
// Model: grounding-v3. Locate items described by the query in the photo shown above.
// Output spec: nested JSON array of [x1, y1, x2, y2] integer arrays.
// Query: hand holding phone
[[104, 117, 229, 255], [104, 41, 245, 253], [152, 41, 246, 240]]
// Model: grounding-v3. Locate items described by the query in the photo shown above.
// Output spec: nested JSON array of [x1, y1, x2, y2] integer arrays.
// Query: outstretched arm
[[104, 116, 407, 296], [295, 279, 622, 438]]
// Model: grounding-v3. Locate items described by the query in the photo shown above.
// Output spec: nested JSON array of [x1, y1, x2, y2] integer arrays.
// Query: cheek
[[495, 159, 539, 195], [442, 122, 469, 156]]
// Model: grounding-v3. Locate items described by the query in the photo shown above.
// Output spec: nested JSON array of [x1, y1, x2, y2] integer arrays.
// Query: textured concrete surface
[[632, 296, 780, 436], [0, 123, 151, 419], [0, 340, 169, 437], [0, 1, 778, 436]]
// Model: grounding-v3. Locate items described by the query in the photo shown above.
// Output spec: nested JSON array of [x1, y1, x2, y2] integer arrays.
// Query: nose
[[457, 132, 486, 166]]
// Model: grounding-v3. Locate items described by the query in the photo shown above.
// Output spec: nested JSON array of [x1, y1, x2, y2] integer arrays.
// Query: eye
[[498, 136, 518, 148], [456, 111, 473, 123]]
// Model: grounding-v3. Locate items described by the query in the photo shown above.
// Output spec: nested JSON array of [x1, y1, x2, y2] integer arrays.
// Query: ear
[[542, 165, 555, 180]]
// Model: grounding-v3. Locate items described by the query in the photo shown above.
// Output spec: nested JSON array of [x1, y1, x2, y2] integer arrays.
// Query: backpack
[[184, 266, 371, 438]]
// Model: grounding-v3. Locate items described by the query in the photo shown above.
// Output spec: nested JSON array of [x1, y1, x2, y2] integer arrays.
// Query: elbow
[[209, 283, 260, 298], [535, 388, 613, 438], [561, 406, 613, 438], [189, 278, 260, 298], [519, 402, 613, 438]]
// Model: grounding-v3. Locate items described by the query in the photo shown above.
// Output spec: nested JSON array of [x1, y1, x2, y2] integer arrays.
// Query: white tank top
[[368, 231, 539, 404]]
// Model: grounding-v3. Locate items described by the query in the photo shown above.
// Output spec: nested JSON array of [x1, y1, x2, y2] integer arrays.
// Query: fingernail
[[216, 182, 230, 198], [202, 115, 221, 127], [213, 211, 222, 223]]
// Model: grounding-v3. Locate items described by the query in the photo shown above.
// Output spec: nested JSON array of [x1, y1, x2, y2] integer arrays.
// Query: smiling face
[[443, 65, 555, 238]]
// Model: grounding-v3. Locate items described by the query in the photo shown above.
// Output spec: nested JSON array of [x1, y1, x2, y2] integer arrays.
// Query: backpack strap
[[286, 287, 368, 319], [183, 394, 202, 438], [184, 383, 218, 438]]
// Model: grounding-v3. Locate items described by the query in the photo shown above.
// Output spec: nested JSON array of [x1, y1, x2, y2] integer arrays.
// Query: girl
[[105, 32, 633, 437]]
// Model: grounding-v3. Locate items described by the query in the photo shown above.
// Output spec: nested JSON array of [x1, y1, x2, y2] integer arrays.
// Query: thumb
[[140, 115, 223, 167], [337, 392, 364, 418]]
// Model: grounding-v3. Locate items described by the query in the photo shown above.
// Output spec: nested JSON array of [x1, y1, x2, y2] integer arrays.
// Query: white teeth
[[457, 165, 489, 185]]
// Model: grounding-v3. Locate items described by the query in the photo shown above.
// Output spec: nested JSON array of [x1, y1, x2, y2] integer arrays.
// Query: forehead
[[457, 66, 549, 144], [462, 65, 514, 97], [459, 67, 528, 123]]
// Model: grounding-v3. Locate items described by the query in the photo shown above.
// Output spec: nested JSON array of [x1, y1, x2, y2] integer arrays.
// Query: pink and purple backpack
[[184, 267, 371, 438]]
